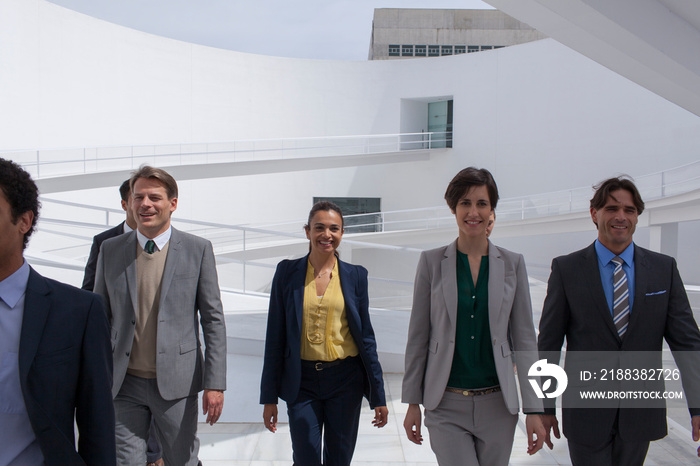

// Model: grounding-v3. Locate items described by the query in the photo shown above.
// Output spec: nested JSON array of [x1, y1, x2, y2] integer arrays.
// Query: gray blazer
[[94, 227, 227, 400], [402, 239, 542, 414]]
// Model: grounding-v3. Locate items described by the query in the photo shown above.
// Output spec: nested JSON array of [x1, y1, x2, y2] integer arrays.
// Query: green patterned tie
[[145, 240, 156, 254]]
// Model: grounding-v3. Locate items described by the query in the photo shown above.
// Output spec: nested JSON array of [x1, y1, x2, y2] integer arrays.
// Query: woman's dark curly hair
[[0, 158, 40, 249]]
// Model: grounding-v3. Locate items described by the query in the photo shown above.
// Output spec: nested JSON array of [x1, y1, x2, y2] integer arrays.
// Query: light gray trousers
[[424, 390, 518, 466], [114, 374, 200, 466]]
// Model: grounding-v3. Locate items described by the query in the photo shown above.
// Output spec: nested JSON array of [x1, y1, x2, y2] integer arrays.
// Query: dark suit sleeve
[[81, 235, 101, 291], [663, 258, 700, 414], [75, 293, 116, 465], [354, 265, 386, 408], [538, 257, 570, 414], [260, 261, 288, 404]]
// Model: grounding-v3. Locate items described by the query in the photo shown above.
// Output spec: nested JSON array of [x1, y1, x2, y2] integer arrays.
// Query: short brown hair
[[444, 167, 499, 211], [129, 165, 178, 199], [590, 176, 644, 214]]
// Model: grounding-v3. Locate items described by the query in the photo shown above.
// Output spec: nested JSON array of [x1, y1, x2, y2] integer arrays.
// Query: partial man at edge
[[0, 157, 115, 465]]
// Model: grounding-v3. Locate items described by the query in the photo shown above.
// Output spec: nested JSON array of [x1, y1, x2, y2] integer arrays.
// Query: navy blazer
[[82, 221, 124, 291], [539, 243, 700, 446], [260, 255, 386, 409], [20, 268, 115, 465]]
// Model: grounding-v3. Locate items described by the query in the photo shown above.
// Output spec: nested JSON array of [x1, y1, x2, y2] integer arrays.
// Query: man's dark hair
[[590, 176, 645, 214], [444, 167, 499, 211], [119, 179, 131, 202], [0, 158, 40, 248]]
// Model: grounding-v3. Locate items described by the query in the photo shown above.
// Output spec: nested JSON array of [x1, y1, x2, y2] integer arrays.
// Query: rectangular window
[[467, 46, 479, 53], [415, 45, 426, 57], [388, 45, 400, 57], [428, 45, 440, 57], [402, 45, 414, 56], [454, 46, 466, 55], [313, 197, 382, 233], [441, 45, 453, 56], [481, 46, 493, 51]]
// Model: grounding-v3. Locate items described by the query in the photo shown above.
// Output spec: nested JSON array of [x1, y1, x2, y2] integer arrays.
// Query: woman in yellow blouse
[[260, 201, 388, 466]]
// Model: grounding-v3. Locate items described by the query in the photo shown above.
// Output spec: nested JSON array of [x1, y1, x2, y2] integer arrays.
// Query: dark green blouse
[[447, 252, 499, 389]]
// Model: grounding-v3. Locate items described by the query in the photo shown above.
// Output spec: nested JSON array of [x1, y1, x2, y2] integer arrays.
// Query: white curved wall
[[2, 0, 700, 227]]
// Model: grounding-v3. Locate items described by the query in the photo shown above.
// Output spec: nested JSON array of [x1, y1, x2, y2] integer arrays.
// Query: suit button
[[126, 352, 130, 357], [131, 320, 136, 325]]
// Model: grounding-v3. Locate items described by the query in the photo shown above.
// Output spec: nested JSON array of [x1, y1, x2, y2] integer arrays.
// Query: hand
[[403, 404, 424, 445], [541, 414, 560, 450], [202, 389, 224, 425], [373, 406, 389, 428], [263, 404, 278, 433], [692, 415, 700, 457], [525, 414, 546, 455]]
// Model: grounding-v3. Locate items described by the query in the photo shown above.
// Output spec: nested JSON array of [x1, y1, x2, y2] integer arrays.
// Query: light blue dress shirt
[[595, 239, 635, 315], [0, 261, 44, 465]]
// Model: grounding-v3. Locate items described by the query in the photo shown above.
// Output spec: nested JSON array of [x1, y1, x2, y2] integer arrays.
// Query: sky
[[47, 0, 494, 60]]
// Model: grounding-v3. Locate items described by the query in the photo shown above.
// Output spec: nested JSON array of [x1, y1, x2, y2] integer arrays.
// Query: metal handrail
[[3, 132, 449, 180]]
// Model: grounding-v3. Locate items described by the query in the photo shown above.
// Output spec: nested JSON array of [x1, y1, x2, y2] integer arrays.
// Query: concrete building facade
[[368, 8, 547, 60]]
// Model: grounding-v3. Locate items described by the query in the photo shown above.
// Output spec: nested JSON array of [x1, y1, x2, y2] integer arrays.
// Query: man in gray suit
[[94, 166, 227, 465], [538, 176, 700, 465]]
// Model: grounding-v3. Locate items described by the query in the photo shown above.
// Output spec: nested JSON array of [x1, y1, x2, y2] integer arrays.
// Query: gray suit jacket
[[94, 227, 227, 400], [402, 239, 542, 414]]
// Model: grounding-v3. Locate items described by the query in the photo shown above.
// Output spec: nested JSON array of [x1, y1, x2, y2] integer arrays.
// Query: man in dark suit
[[82, 179, 164, 466], [94, 165, 226, 465], [538, 176, 700, 465], [0, 158, 115, 465], [82, 179, 136, 291]]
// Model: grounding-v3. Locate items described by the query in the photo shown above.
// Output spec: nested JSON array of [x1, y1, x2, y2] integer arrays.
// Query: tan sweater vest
[[127, 241, 169, 378]]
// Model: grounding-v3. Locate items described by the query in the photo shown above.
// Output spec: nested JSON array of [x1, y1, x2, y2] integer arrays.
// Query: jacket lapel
[[338, 259, 361, 330], [487, 240, 505, 329], [582, 243, 621, 341], [18, 268, 50, 382], [291, 256, 308, 333], [441, 240, 459, 326], [123, 231, 139, 317], [158, 227, 181, 307], [627, 245, 648, 337]]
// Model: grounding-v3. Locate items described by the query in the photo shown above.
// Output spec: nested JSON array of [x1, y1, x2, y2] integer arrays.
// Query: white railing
[[33, 158, 700, 304], [3, 132, 449, 180]]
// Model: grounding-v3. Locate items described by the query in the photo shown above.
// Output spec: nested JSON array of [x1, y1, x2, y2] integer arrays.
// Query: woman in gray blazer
[[402, 167, 547, 465]]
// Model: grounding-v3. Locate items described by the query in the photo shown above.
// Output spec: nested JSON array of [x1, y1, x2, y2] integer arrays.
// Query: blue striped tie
[[611, 256, 630, 337]]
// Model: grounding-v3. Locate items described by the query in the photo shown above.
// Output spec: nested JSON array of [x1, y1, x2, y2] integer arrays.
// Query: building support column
[[648, 223, 678, 257]]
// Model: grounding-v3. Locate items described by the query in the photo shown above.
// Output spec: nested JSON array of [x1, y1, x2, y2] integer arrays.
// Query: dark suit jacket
[[82, 221, 124, 291], [538, 242, 700, 446], [20, 268, 115, 465], [260, 255, 386, 409]]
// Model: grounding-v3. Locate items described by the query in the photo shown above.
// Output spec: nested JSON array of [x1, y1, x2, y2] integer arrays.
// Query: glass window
[[388, 45, 400, 56], [428, 45, 440, 56], [415, 45, 426, 57], [467, 46, 479, 53], [402, 45, 414, 56], [481, 46, 493, 51], [441, 45, 453, 56], [454, 46, 466, 55], [494, 46, 505, 49], [313, 197, 382, 233]]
